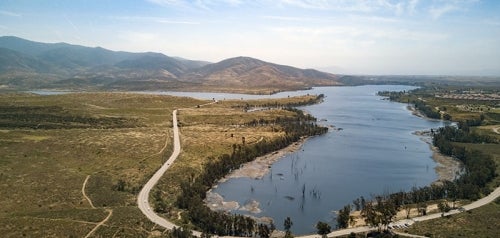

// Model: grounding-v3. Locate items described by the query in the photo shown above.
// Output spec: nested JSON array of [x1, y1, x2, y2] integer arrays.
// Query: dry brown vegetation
[[0, 92, 320, 236]]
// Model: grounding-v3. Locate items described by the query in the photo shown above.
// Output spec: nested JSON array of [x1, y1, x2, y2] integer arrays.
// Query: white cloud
[[483, 19, 500, 27], [429, 4, 458, 19], [428, 0, 480, 20], [347, 14, 400, 23], [274, 0, 418, 15], [146, 0, 184, 7], [0, 10, 21, 17], [407, 0, 419, 15], [270, 25, 447, 42], [112, 16, 200, 25], [146, 0, 243, 9], [261, 15, 316, 21]]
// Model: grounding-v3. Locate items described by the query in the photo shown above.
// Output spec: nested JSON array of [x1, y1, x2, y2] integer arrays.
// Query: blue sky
[[1, 0, 499, 75]]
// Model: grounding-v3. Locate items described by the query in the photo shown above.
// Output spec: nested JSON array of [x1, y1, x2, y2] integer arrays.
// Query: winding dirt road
[[84, 209, 113, 238], [82, 175, 113, 238], [82, 175, 95, 209]]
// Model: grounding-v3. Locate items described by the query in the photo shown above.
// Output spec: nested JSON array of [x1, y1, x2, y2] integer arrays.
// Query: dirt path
[[84, 209, 113, 238], [82, 175, 95, 209], [82, 175, 114, 237]]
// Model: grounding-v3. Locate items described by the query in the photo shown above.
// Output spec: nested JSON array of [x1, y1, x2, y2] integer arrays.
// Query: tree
[[353, 198, 361, 211], [257, 224, 270, 238], [438, 200, 451, 215], [315, 221, 331, 237], [361, 196, 399, 231], [337, 205, 351, 229], [284, 217, 293, 238], [113, 179, 126, 191]]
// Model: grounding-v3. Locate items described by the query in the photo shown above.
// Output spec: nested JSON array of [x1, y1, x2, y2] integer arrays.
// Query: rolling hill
[[0, 36, 340, 92]]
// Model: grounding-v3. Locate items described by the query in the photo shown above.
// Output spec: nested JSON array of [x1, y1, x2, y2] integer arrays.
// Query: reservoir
[[205, 85, 449, 234], [32, 85, 449, 234]]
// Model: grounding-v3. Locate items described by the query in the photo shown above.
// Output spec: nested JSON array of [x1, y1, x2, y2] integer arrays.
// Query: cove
[[207, 85, 450, 235]]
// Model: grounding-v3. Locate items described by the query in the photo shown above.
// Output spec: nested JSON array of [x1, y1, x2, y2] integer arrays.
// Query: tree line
[[174, 110, 328, 236], [334, 120, 498, 231], [378, 91, 440, 119], [234, 94, 325, 111]]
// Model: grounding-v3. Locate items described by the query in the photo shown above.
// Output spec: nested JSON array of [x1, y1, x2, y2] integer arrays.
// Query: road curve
[[137, 110, 196, 233]]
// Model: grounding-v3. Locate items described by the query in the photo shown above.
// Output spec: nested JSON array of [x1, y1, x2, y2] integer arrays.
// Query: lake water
[[31, 86, 449, 234], [207, 85, 449, 234]]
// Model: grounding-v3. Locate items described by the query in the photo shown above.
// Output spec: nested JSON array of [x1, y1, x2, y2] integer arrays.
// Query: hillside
[[182, 56, 339, 92], [0, 36, 340, 93]]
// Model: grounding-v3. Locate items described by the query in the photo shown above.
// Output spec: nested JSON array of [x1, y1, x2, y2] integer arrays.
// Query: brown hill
[[182, 56, 340, 92]]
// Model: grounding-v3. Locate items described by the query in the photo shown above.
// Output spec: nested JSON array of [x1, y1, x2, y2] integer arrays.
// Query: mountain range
[[0, 36, 340, 93]]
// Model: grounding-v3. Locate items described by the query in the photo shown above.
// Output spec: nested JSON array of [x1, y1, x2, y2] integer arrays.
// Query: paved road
[[137, 110, 191, 231]]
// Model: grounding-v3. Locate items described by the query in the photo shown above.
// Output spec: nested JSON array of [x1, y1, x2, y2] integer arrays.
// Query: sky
[[0, 0, 499, 76]]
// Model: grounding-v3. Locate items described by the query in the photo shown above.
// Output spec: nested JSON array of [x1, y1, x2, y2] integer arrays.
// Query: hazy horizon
[[1, 0, 499, 76]]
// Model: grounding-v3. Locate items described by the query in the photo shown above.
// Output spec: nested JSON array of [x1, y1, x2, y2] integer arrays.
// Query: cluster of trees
[[377, 91, 407, 101], [236, 94, 325, 111], [433, 125, 497, 199], [175, 111, 328, 236], [243, 107, 321, 129], [315, 221, 331, 237], [378, 90, 441, 119], [413, 100, 441, 119], [334, 119, 498, 231]]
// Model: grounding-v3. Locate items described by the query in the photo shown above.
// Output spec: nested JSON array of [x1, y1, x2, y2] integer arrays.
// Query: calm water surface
[[209, 85, 449, 234]]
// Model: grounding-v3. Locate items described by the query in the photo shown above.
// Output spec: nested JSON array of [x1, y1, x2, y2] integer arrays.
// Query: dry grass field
[[0, 92, 320, 237]]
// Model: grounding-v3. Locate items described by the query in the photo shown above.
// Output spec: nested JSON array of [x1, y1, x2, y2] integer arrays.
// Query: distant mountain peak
[[0, 36, 339, 92]]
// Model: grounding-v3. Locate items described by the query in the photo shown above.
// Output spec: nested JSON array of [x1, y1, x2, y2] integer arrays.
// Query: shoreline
[[407, 105, 462, 184], [414, 130, 462, 185], [220, 136, 309, 183], [205, 136, 309, 212]]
